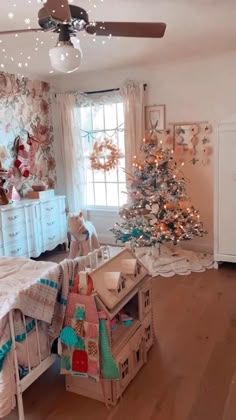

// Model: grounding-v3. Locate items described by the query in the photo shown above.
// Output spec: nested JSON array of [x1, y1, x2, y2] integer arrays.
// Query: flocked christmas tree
[[111, 136, 206, 249]]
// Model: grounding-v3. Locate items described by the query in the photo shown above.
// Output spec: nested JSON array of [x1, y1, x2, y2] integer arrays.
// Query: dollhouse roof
[[90, 248, 149, 311]]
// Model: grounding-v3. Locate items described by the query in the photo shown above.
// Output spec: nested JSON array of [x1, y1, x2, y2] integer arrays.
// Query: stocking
[[13, 136, 30, 178]]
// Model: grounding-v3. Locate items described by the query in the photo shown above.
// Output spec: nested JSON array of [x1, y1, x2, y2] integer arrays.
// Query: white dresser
[[0, 195, 67, 258], [214, 115, 236, 266]]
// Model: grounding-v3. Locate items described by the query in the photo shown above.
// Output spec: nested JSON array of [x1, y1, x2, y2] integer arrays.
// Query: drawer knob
[[8, 215, 18, 221], [47, 221, 55, 226], [9, 232, 20, 238], [46, 207, 54, 211], [48, 235, 56, 241], [11, 248, 21, 255]]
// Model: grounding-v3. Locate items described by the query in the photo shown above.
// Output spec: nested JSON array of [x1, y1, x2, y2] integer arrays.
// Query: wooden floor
[[6, 264, 236, 420]]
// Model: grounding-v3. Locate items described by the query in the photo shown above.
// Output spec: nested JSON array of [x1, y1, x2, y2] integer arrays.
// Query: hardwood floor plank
[[5, 265, 236, 420]]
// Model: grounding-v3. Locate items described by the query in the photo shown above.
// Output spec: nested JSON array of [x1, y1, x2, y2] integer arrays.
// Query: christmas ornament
[[90, 138, 123, 172]]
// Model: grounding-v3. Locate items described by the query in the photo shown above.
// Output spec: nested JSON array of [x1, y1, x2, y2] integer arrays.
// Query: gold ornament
[[90, 138, 123, 171]]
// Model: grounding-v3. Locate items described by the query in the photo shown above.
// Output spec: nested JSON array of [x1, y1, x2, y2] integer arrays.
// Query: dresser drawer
[[44, 219, 57, 230], [1, 207, 25, 228], [4, 239, 28, 257], [41, 201, 58, 220], [43, 226, 59, 245], [2, 224, 26, 245]]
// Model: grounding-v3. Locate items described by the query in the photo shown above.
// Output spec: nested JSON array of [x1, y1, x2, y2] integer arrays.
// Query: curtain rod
[[85, 83, 147, 95]]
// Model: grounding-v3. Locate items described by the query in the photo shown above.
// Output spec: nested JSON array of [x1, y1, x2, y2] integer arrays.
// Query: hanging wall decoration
[[145, 105, 166, 132], [143, 121, 213, 166], [170, 122, 213, 165], [90, 138, 123, 172]]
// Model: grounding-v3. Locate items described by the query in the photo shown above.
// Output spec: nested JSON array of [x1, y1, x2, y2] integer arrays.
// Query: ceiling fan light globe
[[49, 41, 81, 73]]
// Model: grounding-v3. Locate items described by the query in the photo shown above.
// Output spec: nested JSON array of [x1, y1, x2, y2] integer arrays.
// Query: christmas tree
[[111, 138, 206, 249]]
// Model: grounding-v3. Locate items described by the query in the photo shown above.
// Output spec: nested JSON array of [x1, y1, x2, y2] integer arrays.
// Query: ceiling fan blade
[[0, 28, 44, 35], [44, 0, 72, 23], [86, 22, 166, 38]]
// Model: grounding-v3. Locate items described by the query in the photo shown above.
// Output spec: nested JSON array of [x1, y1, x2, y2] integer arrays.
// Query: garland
[[90, 138, 123, 171]]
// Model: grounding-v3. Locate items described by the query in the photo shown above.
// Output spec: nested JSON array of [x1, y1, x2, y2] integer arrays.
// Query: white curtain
[[121, 80, 145, 176], [54, 93, 87, 214]]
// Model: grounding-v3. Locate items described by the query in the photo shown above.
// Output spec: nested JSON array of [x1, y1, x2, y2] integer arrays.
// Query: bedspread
[[0, 256, 87, 417]]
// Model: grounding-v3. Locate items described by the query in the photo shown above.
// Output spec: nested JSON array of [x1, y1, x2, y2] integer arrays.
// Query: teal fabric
[[99, 319, 119, 380], [0, 340, 12, 372], [60, 327, 78, 348], [37, 278, 58, 289], [57, 293, 67, 306], [74, 337, 85, 350], [61, 356, 71, 371], [0, 318, 37, 372], [15, 319, 36, 343], [74, 306, 85, 320]]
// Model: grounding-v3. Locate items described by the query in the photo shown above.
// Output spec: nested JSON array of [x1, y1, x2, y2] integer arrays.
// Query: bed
[[0, 246, 108, 420]]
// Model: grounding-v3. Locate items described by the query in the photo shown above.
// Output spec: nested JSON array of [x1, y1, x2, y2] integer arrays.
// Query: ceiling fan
[[0, 0, 167, 74]]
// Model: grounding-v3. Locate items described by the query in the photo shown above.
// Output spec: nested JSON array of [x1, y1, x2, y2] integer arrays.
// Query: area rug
[[135, 244, 214, 277]]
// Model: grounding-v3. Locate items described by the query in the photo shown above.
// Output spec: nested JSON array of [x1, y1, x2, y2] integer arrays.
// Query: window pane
[[104, 104, 117, 129], [118, 130, 125, 152], [106, 183, 119, 206], [93, 169, 105, 183], [119, 183, 127, 206], [87, 183, 95, 205], [92, 105, 104, 131], [94, 183, 106, 205], [117, 102, 124, 126], [118, 161, 126, 183], [87, 168, 93, 183], [80, 106, 92, 131], [106, 168, 117, 183]]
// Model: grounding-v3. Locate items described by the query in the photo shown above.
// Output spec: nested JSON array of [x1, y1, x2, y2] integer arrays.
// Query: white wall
[[52, 50, 236, 253]]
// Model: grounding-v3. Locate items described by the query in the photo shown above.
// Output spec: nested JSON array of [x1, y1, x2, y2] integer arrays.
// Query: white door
[[218, 127, 236, 255]]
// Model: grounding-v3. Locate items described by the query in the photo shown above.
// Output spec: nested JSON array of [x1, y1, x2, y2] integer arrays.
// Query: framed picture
[[173, 123, 200, 150], [145, 105, 166, 131]]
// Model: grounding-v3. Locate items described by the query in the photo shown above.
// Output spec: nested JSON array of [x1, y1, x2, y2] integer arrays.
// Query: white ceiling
[[0, 0, 235, 81]]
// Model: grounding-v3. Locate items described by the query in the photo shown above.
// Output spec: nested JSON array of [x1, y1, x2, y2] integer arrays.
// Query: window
[[121, 358, 129, 379], [78, 99, 126, 207]]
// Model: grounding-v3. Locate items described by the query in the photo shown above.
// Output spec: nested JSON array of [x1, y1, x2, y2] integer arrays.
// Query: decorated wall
[[0, 72, 56, 195]]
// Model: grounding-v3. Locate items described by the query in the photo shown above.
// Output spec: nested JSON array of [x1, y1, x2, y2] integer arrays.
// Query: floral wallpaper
[[0, 72, 56, 195]]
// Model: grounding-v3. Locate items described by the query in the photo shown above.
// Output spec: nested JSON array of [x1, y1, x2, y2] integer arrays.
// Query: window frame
[[78, 97, 126, 209]]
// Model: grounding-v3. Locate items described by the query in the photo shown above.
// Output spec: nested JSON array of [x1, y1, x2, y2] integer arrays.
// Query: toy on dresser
[[0, 163, 9, 205], [65, 248, 154, 405], [68, 212, 100, 257]]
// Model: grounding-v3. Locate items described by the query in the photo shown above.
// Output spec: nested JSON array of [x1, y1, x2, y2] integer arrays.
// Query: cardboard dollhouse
[[66, 248, 154, 405]]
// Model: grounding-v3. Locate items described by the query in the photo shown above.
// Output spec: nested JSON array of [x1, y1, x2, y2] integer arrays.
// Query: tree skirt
[[135, 244, 214, 277]]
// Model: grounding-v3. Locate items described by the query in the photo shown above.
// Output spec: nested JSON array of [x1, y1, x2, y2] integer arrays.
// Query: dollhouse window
[[144, 290, 150, 308], [137, 263, 141, 275], [121, 359, 129, 379], [135, 349, 140, 363], [145, 325, 151, 342]]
